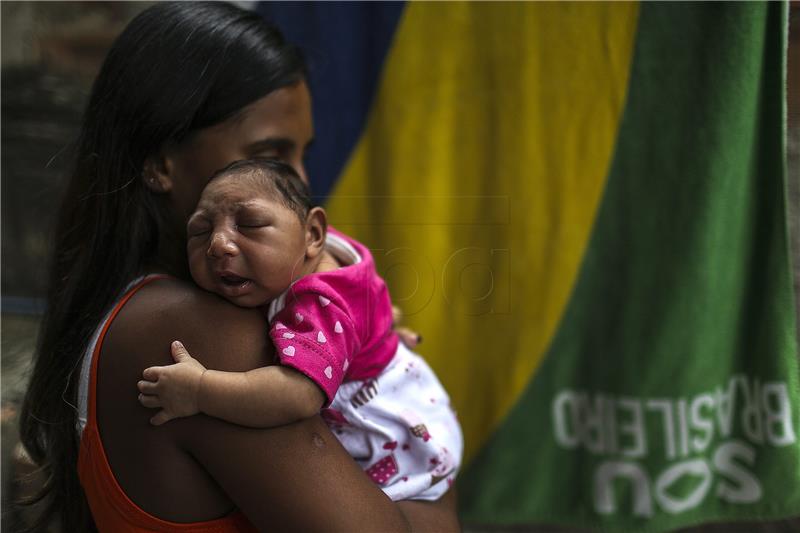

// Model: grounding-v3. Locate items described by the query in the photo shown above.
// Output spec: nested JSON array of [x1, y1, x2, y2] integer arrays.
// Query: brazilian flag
[[258, 2, 799, 530]]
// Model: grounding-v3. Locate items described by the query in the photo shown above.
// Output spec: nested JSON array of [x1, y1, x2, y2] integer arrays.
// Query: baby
[[137, 159, 462, 501]]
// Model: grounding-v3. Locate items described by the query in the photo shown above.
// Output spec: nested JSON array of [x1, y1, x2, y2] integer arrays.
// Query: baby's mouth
[[220, 274, 250, 287]]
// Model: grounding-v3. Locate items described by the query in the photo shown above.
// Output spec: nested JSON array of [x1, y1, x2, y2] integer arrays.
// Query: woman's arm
[[104, 278, 458, 531], [399, 489, 460, 533], [183, 412, 413, 531]]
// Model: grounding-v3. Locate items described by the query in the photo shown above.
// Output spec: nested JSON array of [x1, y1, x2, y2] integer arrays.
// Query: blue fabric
[[256, 1, 406, 200]]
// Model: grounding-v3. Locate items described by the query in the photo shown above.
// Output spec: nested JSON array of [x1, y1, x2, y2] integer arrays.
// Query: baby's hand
[[137, 341, 207, 426]]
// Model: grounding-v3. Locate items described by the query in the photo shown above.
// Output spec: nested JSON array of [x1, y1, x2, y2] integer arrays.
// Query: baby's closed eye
[[187, 220, 211, 237], [237, 221, 269, 229]]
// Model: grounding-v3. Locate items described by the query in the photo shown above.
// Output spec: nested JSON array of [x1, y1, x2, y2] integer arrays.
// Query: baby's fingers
[[138, 393, 162, 409], [170, 340, 193, 363], [150, 410, 175, 426], [142, 366, 164, 381], [137, 380, 159, 395]]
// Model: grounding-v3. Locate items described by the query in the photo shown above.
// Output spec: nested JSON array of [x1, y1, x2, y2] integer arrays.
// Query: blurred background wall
[[2, 1, 152, 305], [1, 2, 799, 532]]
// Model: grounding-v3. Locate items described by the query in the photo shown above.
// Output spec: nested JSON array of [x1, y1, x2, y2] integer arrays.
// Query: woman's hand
[[392, 305, 422, 349], [137, 340, 207, 425]]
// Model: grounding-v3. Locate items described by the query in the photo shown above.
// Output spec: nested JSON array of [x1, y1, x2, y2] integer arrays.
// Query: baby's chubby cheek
[[187, 252, 212, 290]]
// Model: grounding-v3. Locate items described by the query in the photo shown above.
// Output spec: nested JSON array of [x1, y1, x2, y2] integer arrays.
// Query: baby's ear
[[305, 207, 328, 259]]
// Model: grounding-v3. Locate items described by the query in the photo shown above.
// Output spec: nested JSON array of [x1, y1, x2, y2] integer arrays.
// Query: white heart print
[[318, 296, 330, 307], [295, 313, 304, 324], [282, 346, 295, 357], [324, 366, 333, 379], [282, 332, 295, 339], [334, 321, 343, 333], [275, 323, 286, 330], [317, 331, 326, 343], [343, 359, 349, 372]]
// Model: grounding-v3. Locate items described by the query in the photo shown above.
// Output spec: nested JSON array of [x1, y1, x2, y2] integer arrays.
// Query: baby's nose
[[207, 232, 238, 257]]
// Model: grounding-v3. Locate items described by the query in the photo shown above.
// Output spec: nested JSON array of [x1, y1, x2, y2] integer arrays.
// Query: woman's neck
[[148, 233, 192, 280]]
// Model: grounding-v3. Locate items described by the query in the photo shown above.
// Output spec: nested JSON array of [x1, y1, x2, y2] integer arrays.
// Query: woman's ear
[[142, 154, 174, 194], [305, 207, 328, 259]]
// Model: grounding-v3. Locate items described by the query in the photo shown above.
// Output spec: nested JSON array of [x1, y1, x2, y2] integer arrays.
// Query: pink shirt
[[266, 228, 399, 405]]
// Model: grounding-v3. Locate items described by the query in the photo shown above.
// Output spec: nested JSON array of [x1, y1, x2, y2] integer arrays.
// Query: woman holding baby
[[18, 2, 459, 531]]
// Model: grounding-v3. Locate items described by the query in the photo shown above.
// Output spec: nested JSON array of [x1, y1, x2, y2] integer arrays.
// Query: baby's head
[[186, 159, 327, 307]]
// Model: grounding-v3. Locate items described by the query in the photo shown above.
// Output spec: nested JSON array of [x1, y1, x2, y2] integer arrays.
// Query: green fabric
[[460, 2, 800, 531]]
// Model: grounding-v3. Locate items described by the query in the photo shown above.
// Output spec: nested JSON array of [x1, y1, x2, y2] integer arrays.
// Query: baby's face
[[186, 176, 309, 307]]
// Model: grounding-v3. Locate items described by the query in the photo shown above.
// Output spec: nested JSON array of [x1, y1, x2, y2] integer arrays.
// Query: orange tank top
[[77, 275, 257, 532]]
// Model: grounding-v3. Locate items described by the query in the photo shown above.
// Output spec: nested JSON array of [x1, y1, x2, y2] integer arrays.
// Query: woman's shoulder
[[108, 276, 273, 372], [135, 276, 257, 314]]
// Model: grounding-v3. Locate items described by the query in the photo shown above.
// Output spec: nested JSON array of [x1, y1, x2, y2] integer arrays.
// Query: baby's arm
[[138, 341, 324, 427]]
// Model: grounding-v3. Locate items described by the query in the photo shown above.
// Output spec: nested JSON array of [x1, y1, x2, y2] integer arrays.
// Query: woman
[[18, 2, 458, 531]]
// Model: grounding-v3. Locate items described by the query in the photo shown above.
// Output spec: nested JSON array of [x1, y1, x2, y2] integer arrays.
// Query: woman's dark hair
[[18, 3, 305, 531], [210, 158, 317, 221]]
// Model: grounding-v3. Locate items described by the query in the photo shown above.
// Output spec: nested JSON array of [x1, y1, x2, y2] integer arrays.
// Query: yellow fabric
[[326, 1, 640, 461]]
